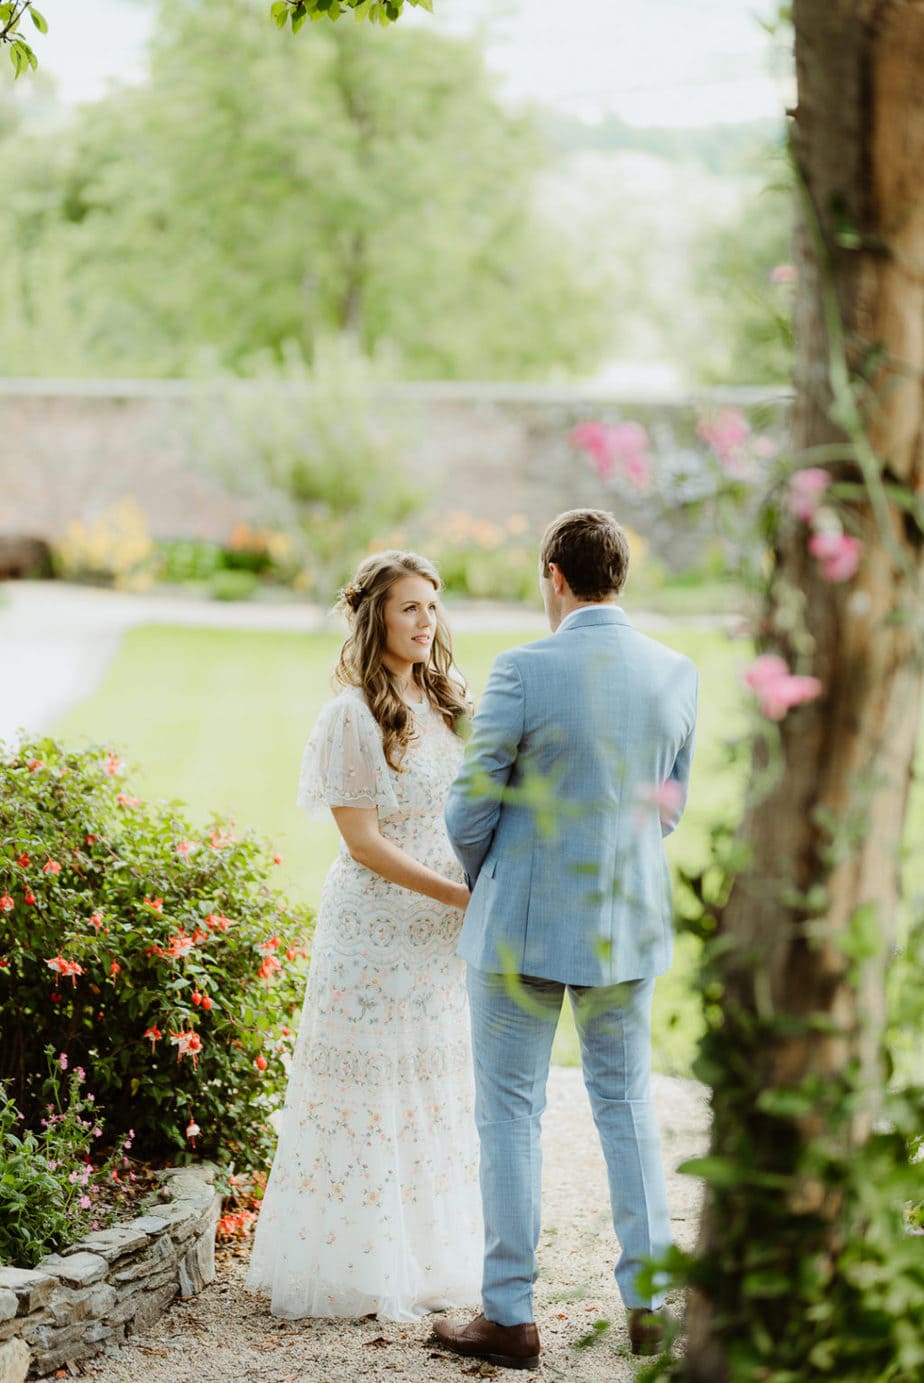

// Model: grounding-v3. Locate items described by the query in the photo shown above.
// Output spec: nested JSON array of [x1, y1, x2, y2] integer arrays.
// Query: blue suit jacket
[[445, 606, 698, 985]]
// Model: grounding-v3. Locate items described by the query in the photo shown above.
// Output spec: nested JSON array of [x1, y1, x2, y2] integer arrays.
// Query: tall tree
[[680, 3, 924, 1376]]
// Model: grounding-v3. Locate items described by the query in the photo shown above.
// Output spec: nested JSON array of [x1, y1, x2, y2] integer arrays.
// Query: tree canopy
[[1, 0, 610, 379]]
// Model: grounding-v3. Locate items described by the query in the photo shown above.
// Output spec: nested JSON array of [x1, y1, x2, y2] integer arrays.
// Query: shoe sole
[[434, 1342, 540, 1371]]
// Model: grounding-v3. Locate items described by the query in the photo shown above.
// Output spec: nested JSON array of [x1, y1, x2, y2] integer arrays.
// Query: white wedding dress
[[245, 688, 482, 1321]]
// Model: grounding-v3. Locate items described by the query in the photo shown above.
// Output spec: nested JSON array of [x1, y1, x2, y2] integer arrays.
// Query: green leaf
[[676, 1156, 741, 1187], [30, 6, 48, 32]]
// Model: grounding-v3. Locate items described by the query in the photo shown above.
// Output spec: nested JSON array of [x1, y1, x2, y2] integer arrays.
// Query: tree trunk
[[683, 3, 924, 1376]]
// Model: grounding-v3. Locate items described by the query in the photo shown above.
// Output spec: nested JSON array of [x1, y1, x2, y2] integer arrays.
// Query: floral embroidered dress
[[245, 688, 482, 1321]]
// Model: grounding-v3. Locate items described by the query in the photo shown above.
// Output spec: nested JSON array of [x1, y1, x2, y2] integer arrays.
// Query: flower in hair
[[340, 582, 365, 611]]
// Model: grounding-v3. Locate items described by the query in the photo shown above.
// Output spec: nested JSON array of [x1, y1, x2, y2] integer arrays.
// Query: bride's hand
[[446, 881, 471, 912]]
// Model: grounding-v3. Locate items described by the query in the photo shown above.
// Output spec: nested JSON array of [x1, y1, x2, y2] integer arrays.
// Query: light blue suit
[[445, 605, 697, 1324]]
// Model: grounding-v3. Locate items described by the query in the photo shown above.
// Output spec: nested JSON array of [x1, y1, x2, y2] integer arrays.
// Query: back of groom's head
[[540, 509, 630, 600]]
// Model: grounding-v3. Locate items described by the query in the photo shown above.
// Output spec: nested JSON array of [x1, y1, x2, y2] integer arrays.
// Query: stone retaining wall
[[0, 1165, 220, 1381]]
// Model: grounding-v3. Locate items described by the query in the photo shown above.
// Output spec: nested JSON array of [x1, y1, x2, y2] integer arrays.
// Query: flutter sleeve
[[296, 695, 400, 819]]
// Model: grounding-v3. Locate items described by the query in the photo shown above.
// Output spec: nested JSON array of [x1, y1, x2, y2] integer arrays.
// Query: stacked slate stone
[[0, 1165, 219, 1381]]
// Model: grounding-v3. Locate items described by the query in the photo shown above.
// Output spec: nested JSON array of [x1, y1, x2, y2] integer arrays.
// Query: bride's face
[[382, 574, 439, 671]]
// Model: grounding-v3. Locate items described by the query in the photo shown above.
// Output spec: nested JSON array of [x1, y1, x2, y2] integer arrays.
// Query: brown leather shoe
[[628, 1306, 672, 1356], [432, 1313, 541, 1370]]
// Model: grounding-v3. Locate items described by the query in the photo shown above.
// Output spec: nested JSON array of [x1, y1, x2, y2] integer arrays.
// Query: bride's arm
[[332, 805, 470, 911]]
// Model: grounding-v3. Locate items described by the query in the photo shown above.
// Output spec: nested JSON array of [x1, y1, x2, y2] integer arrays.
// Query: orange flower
[[45, 955, 85, 986], [191, 990, 203, 1007], [143, 1025, 162, 1049], [27, 759, 43, 773], [170, 1030, 203, 1067], [109, 960, 121, 978], [254, 1055, 268, 1072], [24, 890, 36, 906], [143, 896, 164, 914], [257, 956, 282, 982], [42, 860, 61, 876], [272, 853, 283, 865], [89, 912, 104, 931], [200, 995, 213, 1012], [0, 895, 14, 912], [16, 852, 30, 868], [85, 834, 97, 846]]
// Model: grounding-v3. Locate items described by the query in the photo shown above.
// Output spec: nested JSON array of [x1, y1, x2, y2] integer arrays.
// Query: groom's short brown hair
[[540, 509, 630, 600]]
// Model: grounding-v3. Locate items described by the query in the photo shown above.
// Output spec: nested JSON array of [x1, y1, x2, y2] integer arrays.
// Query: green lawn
[[54, 619, 746, 1075]]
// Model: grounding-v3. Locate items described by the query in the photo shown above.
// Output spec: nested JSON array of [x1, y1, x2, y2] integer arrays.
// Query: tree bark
[[684, 3, 924, 1376]]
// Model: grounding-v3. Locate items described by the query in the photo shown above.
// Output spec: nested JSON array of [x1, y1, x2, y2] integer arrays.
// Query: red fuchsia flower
[[200, 995, 213, 1011], [787, 467, 831, 522], [89, 912, 104, 931], [42, 859, 61, 876], [24, 890, 36, 906], [143, 896, 164, 914], [176, 840, 194, 857], [260, 936, 281, 955], [15, 853, 30, 868], [143, 1025, 162, 1049], [204, 912, 232, 933], [208, 826, 236, 850], [170, 1030, 203, 1067], [743, 654, 823, 721], [104, 752, 123, 777], [285, 946, 297, 962], [191, 990, 203, 1007], [116, 792, 142, 808], [0, 959, 8, 969], [85, 834, 97, 846], [45, 955, 85, 986], [109, 960, 121, 978], [191, 927, 208, 945], [27, 759, 43, 773], [272, 853, 283, 865], [166, 930, 194, 960], [254, 1054, 268, 1072], [185, 1118, 201, 1145], [0, 895, 13, 912], [769, 263, 797, 285], [808, 531, 863, 582], [257, 955, 282, 982]]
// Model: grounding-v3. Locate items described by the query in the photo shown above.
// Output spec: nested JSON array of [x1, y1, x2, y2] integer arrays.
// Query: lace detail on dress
[[246, 690, 482, 1322], [296, 690, 400, 819]]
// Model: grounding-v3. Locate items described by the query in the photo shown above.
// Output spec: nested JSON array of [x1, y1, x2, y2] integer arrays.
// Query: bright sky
[[34, 0, 790, 127]]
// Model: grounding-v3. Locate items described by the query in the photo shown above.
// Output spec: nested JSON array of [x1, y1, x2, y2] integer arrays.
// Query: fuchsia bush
[[0, 739, 313, 1170]]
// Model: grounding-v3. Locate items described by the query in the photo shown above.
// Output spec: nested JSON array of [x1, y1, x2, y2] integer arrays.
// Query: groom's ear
[[547, 562, 567, 596]]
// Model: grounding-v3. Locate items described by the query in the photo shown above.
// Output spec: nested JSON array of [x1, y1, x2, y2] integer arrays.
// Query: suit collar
[[556, 604, 630, 634]]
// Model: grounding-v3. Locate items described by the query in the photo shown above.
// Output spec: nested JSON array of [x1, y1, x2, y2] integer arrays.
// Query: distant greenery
[[542, 111, 784, 178], [0, 0, 611, 379]]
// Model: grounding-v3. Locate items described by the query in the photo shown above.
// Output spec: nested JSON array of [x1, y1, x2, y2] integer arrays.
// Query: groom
[[437, 508, 698, 1369]]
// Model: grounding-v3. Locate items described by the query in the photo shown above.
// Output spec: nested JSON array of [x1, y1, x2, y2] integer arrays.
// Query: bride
[[245, 550, 482, 1321]]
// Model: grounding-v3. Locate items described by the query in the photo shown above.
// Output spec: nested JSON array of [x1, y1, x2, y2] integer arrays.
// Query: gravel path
[[77, 1068, 710, 1383]]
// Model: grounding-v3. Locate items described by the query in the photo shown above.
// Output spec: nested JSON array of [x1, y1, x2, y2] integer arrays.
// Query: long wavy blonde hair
[[334, 550, 469, 770]]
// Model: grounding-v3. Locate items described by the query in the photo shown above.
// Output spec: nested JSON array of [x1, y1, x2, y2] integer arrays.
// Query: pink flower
[[635, 780, 685, 813], [176, 840, 194, 856], [787, 468, 830, 522], [45, 955, 85, 986], [571, 419, 653, 489], [808, 531, 862, 582], [79, 1195, 92, 1210], [697, 408, 750, 466], [59, 1053, 69, 1071], [769, 263, 797, 285], [104, 752, 122, 777], [743, 654, 823, 721]]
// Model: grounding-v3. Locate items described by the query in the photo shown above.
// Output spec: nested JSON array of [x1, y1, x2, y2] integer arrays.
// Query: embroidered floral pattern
[[246, 690, 481, 1321]]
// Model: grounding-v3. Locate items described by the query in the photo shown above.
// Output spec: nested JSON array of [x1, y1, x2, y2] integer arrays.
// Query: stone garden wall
[[0, 1165, 219, 1381], [0, 380, 785, 567]]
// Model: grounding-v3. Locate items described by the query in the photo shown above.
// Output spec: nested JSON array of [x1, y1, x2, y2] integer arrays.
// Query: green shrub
[[207, 569, 260, 602], [0, 739, 313, 1171]]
